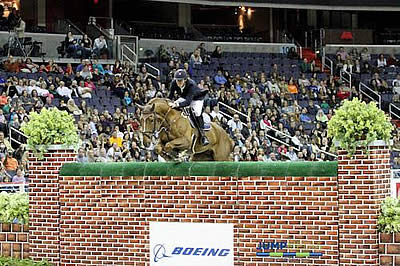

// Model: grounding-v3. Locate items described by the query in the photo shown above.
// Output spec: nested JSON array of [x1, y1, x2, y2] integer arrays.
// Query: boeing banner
[[150, 222, 234, 266]]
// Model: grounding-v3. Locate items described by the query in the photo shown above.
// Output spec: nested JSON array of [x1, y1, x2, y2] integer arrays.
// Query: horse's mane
[[146, 98, 171, 106]]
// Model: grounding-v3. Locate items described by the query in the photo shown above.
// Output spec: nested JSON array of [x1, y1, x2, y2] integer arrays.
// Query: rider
[[168, 69, 209, 145]]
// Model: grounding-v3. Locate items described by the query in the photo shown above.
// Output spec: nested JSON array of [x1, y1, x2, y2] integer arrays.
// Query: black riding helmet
[[174, 69, 188, 81]]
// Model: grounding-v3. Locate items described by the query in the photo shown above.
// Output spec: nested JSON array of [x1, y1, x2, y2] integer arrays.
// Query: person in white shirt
[[36, 83, 50, 97], [93, 35, 109, 58], [287, 146, 298, 161], [77, 80, 92, 98], [210, 105, 224, 122], [393, 74, 400, 94], [56, 81, 72, 100], [227, 114, 243, 135], [377, 54, 387, 68], [27, 80, 39, 95]]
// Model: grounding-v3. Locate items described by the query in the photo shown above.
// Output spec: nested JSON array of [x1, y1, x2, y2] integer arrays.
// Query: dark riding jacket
[[168, 79, 207, 108]]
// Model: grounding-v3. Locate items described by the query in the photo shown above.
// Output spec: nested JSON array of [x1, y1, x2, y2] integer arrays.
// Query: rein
[[142, 107, 174, 140]]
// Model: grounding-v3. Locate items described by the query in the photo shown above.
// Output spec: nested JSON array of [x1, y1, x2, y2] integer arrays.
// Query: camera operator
[[7, 8, 19, 31]]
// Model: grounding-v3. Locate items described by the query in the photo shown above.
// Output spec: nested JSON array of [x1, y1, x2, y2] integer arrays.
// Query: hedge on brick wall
[[378, 197, 400, 233], [0, 256, 51, 265], [0, 192, 29, 224]]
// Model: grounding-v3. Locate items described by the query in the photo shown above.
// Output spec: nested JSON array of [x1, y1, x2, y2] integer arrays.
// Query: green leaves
[[327, 98, 393, 156], [0, 192, 29, 224], [0, 256, 51, 266], [378, 197, 400, 233], [20, 108, 80, 159]]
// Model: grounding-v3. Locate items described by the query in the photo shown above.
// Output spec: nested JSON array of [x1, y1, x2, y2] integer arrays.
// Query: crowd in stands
[[59, 32, 110, 59], [0, 41, 400, 187]]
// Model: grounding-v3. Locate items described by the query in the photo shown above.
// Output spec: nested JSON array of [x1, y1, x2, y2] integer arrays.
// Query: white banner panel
[[150, 222, 234, 266]]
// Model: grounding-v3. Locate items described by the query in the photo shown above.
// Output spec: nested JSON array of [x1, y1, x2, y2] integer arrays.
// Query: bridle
[[141, 107, 173, 141]]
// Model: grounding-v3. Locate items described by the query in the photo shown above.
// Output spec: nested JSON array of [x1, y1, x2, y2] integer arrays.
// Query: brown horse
[[139, 98, 234, 161]]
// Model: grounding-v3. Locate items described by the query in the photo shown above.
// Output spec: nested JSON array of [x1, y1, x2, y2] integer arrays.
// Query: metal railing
[[9, 127, 27, 146], [340, 68, 352, 89], [359, 82, 382, 109], [323, 57, 333, 76], [65, 19, 86, 36], [0, 183, 27, 193], [218, 102, 250, 121], [144, 63, 160, 80], [390, 103, 400, 119], [116, 35, 138, 72]]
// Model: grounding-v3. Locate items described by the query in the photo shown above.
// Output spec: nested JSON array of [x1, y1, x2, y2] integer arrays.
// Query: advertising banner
[[150, 222, 234, 266]]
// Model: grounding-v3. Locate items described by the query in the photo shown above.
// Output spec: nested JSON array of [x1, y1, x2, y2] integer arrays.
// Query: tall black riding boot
[[196, 115, 209, 145]]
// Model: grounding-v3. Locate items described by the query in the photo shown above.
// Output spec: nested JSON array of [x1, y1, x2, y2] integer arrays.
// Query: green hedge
[[0, 257, 51, 266], [0, 192, 29, 224]]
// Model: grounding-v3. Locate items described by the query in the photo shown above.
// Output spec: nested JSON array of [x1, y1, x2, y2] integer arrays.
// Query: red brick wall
[[0, 223, 29, 259], [28, 149, 76, 265], [27, 146, 390, 266], [380, 233, 400, 266], [337, 145, 391, 266]]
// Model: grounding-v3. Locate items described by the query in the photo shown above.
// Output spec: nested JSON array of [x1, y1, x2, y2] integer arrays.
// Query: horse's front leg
[[164, 137, 191, 154]]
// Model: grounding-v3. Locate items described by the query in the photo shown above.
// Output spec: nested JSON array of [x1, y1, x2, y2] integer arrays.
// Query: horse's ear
[[150, 104, 155, 112], [135, 103, 145, 110]]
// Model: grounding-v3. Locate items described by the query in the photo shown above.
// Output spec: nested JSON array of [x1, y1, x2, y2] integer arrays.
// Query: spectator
[[336, 47, 348, 61], [79, 34, 92, 59], [56, 81, 73, 100], [211, 46, 223, 58], [189, 48, 202, 65], [360, 47, 371, 62], [77, 148, 88, 163], [214, 70, 227, 85], [3, 151, 18, 172], [387, 54, 399, 67], [93, 35, 109, 59], [64, 31, 78, 58], [377, 54, 387, 68], [370, 72, 388, 92], [393, 74, 400, 94], [12, 168, 25, 183], [67, 99, 82, 115], [300, 58, 310, 73]]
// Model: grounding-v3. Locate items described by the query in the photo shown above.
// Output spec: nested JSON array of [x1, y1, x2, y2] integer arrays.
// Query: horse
[[138, 98, 234, 161]]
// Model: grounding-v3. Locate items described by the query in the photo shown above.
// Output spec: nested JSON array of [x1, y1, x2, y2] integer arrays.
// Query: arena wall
[[25, 144, 390, 266]]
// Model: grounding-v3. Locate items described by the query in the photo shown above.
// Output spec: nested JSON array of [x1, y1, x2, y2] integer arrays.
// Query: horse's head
[[138, 103, 157, 147], [138, 98, 178, 147]]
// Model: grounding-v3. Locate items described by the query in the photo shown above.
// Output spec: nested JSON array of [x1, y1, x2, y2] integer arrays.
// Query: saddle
[[181, 107, 211, 131]]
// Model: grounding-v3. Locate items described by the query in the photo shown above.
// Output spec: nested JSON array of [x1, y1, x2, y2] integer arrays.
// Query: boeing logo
[[153, 244, 171, 262], [152, 244, 231, 263]]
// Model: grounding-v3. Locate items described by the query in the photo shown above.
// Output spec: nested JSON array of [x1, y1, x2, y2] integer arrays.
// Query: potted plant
[[21, 107, 80, 159], [327, 98, 393, 156]]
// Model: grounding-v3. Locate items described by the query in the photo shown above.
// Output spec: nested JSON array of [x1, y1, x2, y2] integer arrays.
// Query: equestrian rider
[[168, 69, 210, 145]]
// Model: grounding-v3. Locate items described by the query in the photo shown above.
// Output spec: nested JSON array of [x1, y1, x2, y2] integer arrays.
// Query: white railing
[[0, 183, 27, 192], [323, 57, 333, 76], [117, 35, 138, 72], [217, 101, 337, 158], [389, 103, 400, 119], [340, 68, 352, 89], [144, 63, 160, 80], [9, 126, 27, 146], [218, 102, 250, 121], [359, 82, 381, 109]]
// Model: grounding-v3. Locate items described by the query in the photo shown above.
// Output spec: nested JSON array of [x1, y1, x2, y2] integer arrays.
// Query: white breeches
[[175, 98, 204, 116]]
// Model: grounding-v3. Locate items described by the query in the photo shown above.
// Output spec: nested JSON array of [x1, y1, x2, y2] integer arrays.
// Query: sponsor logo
[[152, 244, 231, 263], [256, 241, 323, 258]]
